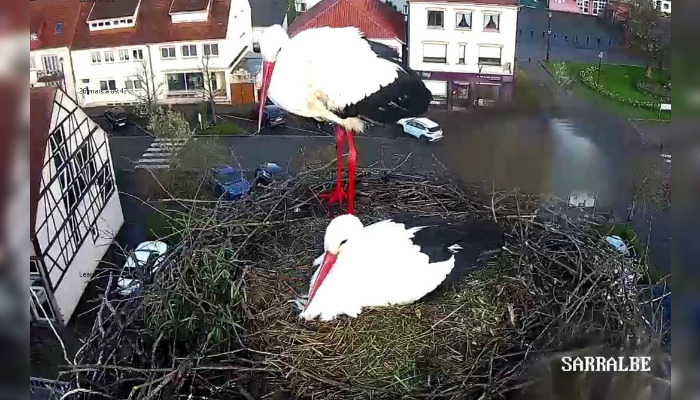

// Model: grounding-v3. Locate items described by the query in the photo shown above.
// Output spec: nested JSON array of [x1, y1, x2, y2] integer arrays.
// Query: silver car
[[397, 117, 443, 141]]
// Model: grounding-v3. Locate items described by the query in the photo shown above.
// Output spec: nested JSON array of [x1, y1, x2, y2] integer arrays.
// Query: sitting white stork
[[295, 214, 505, 321], [257, 25, 433, 215]]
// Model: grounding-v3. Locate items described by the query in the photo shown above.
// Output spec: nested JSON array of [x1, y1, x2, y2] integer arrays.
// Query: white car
[[397, 117, 443, 141], [116, 241, 169, 296]]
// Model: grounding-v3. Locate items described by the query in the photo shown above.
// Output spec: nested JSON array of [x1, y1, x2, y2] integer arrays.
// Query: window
[[132, 49, 143, 60], [134, 80, 142, 89], [161, 46, 176, 59], [104, 51, 114, 62], [456, 11, 472, 29], [478, 45, 502, 66], [98, 22, 104, 27], [483, 13, 500, 31], [42, 55, 59, 71], [663, 2, 669, 9], [422, 42, 447, 63], [592, 0, 605, 15], [114, 20, 120, 26], [203, 43, 219, 56], [127, 18, 133, 23], [166, 72, 204, 91], [125, 80, 133, 90], [403, 4, 408, 14], [30, 56, 36, 69], [458, 43, 466, 64], [181, 44, 197, 58], [91, 23, 97, 28], [423, 80, 448, 105], [118, 49, 129, 61], [297, 2, 307, 12], [55, 22, 63, 33], [105, 21, 111, 26], [120, 19, 126, 23], [427, 10, 444, 28], [30, 33, 38, 41], [91, 52, 101, 63], [100, 80, 117, 90]]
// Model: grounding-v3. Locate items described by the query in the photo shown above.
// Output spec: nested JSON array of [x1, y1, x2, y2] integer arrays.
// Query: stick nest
[[66, 164, 654, 400]]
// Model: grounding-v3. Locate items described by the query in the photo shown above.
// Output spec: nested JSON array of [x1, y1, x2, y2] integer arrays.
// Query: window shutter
[[423, 43, 446, 58], [478, 46, 501, 59]]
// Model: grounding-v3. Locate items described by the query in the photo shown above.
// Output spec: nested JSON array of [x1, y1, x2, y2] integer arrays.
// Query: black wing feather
[[335, 39, 433, 124], [387, 215, 505, 302]]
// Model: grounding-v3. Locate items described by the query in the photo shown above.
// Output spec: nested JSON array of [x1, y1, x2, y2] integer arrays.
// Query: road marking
[[135, 138, 189, 170]]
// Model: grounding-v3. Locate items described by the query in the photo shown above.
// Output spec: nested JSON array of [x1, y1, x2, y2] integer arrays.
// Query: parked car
[[397, 117, 443, 141], [210, 165, 252, 200], [116, 241, 169, 296], [103, 107, 128, 130], [263, 104, 287, 128], [254, 162, 283, 186]]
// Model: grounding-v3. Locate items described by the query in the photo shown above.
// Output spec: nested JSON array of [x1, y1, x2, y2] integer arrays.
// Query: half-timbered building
[[30, 87, 124, 327]]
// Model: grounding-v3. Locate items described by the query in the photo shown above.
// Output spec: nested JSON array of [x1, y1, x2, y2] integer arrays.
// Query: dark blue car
[[210, 165, 252, 200]]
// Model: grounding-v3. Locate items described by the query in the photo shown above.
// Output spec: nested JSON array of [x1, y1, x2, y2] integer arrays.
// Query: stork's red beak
[[257, 61, 275, 132], [304, 251, 337, 311]]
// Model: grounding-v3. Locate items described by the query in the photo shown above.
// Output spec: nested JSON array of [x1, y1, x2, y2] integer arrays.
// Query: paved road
[[516, 8, 643, 64]]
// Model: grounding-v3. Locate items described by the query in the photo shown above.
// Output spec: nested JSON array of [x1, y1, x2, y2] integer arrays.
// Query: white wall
[[408, 1, 518, 76], [30, 47, 78, 102], [70, 0, 252, 106], [34, 92, 124, 324]]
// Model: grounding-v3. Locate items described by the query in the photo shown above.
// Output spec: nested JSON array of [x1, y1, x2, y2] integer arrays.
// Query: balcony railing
[[37, 70, 64, 83]]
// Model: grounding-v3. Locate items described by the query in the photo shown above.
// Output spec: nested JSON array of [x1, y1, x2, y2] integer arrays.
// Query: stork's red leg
[[319, 124, 346, 205], [346, 129, 357, 215]]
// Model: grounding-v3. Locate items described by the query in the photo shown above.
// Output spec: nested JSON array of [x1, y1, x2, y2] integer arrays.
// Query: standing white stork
[[257, 25, 433, 215], [295, 214, 504, 321]]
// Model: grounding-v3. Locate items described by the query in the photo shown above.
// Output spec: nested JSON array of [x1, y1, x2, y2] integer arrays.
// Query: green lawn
[[200, 121, 246, 136], [545, 62, 671, 120]]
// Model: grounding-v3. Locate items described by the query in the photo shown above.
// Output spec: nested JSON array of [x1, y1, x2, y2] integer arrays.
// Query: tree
[[200, 55, 218, 126], [147, 106, 191, 152], [287, 0, 299, 25], [130, 58, 164, 118], [627, 0, 669, 78]]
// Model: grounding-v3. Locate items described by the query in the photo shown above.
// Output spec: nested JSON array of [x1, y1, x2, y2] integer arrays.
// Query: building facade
[[67, 0, 252, 107], [408, 0, 519, 110], [29, 0, 82, 102], [30, 87, 124, 327]]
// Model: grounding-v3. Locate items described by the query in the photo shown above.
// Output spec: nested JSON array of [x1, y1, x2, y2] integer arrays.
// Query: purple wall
[[416, 70, 514, 84]]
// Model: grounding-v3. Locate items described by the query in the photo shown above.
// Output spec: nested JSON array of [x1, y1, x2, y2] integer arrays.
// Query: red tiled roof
[[29, 0, 82, 50], [411, 0, 518, 5], [288, 0, 406, 42], [30, 87, 57, 237], [73, 0, 231, 50]]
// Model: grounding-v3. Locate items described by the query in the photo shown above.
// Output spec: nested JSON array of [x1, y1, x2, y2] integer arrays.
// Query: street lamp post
[[596, 51, 604, 86], [546, 11, 552, 62], [59, 57, 66, 91]]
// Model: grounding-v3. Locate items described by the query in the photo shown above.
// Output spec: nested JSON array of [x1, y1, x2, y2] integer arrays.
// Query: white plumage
[[298, 215, 505, 321], [262, 26, 404, 131]]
